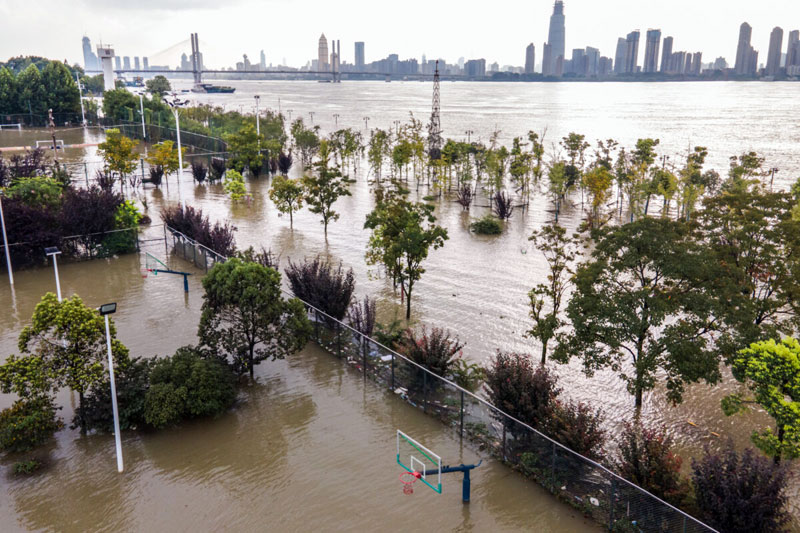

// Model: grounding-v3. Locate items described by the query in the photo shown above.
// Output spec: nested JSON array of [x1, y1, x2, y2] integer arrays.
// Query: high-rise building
[[260, 50, 266, 70], [355, 42, 365, 69], [143, 57, 149, 71], [585, 47, 599, 76], [543, 1, 566, 77], [123, 56, 131, 70], [181, 53, 190, 71], [713, 57, 727, 70], [786, 30, 800, 70], [134, 57, 140, 71], [613, 38, 627, 74], [735, 22, 753, 75], [766, 26, 784, 76], [82, 36, 99, 71], [243, 54, 251, 71], [464, 59, 486, 77], [643, 29, 661, 73], [542, 44, 552, 76], [625, 31, 640, 73], [660, 36, 673, 72], [671, 51, 687, 74], [598, 56, 613, 76], [568, 48, 586, 75], [524, 43, 536, 74], [691, 52, 703, 75], [114, 56, 121, 70], [318, 34, 329, 71]]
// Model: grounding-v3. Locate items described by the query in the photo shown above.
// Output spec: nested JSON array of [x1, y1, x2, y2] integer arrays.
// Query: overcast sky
[[1, 0, 798, 69]]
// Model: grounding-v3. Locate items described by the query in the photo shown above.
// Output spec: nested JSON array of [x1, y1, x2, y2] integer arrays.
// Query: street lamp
[[363, 116, 370, 130], [465, 130, 474, 143], [163, 94, 189, 211], [254, 95, 261, 139], [287, 109, 293, 123], [98, 302, 124, 473], [770, 167, 779, 191], [75, 73, 87, 127], [393, 120, 401, 135], [0, 190, 13, 286], [308, 111, 315, 123], [44, 247, 62, 302]]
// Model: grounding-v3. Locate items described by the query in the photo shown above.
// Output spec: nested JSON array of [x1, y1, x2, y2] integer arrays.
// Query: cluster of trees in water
[[0, 58, 82, 116]]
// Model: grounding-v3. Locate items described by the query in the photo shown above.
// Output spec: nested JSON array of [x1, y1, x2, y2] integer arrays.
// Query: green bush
[[100, 200, 142, 255], [75, 357, 153, 432], [13, 459, 41, 475], [144, 346, 236, 429], [0, 397, 63, 453], [6, 177, 63, 208], [470, 215, 502, 235]]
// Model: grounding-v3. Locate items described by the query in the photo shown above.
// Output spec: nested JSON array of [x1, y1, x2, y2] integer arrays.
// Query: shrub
[[278, 152, 293, 175], [611, 422, 687, 505], [209, 157, 226, 181], [285, 256, 355, 321], [348, 296, 377, 337], [484, 352, 559, 430], [450, 359, 486, 392], [0, 397, 63, 453], [456, 184, 473, 210], [74, 357, 153, 432], [95, 169, 115, 192], [191, 161, 208, 183], [100, 200, 142, 255], [224, 169, 248, 201], [0, 149, 47, 186], [6, 177, 63, 209], [470, 214, 503, 235], [691, 443, 790, 533], [146, 165, 164, 186], [161, 205, 237, 257], [395, 326, 465, 378], [493, 191, 515, 220], [13, 459, 42, 475], [547, 400, 606, 461], [235, 246, 278, 270], [144, 346, 236, 429]]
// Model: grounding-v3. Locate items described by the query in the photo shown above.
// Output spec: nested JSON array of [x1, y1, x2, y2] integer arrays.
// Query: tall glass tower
[[544, 1, 566, 76]]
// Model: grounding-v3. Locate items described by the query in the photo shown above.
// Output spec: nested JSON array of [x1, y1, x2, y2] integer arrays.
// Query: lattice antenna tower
[[428, 60, 442, 160]]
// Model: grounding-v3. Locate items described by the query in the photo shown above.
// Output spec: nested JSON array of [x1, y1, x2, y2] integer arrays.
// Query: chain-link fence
[[161, 225, 718, 533], [0, 112, 100, 128], [99, 119, 227, 154]]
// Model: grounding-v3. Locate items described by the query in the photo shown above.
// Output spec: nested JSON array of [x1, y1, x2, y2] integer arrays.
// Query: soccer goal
[[0, 123, 22, 131], [35, 140, 65, 150]]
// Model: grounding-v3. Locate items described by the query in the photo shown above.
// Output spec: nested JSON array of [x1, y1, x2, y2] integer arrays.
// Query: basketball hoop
[[140, 267, 150, 278], [399, 471, 421, 495]]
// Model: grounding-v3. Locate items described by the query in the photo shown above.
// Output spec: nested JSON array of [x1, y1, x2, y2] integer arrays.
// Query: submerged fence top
[[163, 224, 718, 533]]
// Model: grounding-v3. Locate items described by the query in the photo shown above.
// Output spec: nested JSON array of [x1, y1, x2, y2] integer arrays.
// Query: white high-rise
[[318, 34, 329, 72]]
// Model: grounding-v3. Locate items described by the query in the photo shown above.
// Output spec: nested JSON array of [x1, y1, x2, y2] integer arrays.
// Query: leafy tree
[[0, 397, 63, 453], [15, 63, 47, 115], [583, 166, 613, 227], [100, 88, 138, 121], [302, 141, 352, 237], [2, 293, 130, 432], [697, 188, 800, 359], [527, 224, 579, 365], [198, 259, 312, 378], [291, 118, 320, 169], [269, 175, 304, 228], [144, 346, 236, 428], [364, 189, 448, 319], [98, 128, 139, 192], [691, 443, 791, 533], [224, 123, 264, 175], [556, 218, 720, 410], [145, 75, 171, 97], [223, 169, 248, 202], [368, 129, 391, 184], [146, 140, 183, 182], [80, 74, 105, 95], [0, 67, 18, 115], [611, 421, 688, 505], [722, 338, 800, 462], [41, 60, 80, 113], [284, 256, 355, 321]]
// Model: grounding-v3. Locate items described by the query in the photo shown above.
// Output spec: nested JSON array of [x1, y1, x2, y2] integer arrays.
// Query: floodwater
[[2, 81, 800, 527], [0, 255, 595, 532]]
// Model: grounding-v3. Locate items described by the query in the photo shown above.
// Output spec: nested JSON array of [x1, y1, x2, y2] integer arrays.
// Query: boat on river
[[191, 83, 235, 94]]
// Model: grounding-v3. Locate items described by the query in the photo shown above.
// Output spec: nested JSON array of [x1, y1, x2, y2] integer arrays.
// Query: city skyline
[[2, 0, 799, 70]]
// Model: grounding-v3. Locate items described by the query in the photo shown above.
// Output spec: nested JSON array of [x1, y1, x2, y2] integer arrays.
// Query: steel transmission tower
[[428, 61, 442, 160]]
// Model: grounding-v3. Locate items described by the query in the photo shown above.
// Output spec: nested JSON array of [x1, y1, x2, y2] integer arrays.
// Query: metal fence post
[[391, 352, 395, 391], [84, 162, 89, 188], [551, 441, 556, 492], [609, 477, 616, 530], [140, 159, 145, 183], [135, 230, 140, 252], [163, 225, 168, 255], [423, 371, 428, 413], [314, 310, 320, 340], [336, 322, 342, 357], [460, 390, 464, 442], [362, 337, 367, 380], [502, 424, 507, 461]]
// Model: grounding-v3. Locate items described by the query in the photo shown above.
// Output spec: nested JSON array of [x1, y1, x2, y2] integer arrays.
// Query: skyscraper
[[613, 38, 627, 74], [787, 30, 800, 73], [766, 26, 784, 76], [735, 22, 753, 75], [544, 1, 565, 77], [318, 34, 329, 72], [524, 43, 536, 74], [143, 57, 149, 71], [355, 42, 365, 69], [123, 56, 131, 70], [542, 44, 553, 76], [625, 31, 640, 73], [585, 47, 599, 76], [643, 29, 661, 73], [82, 36, 99, 71], [260, 50, 266, 70], [114, 56, 121, 70], [691, 52, 703, 75], [660, 36, 673, 72], [134, 57, 140, 71]]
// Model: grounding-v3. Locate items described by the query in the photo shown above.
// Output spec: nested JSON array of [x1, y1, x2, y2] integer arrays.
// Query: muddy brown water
[[2, 79, 800, 528]]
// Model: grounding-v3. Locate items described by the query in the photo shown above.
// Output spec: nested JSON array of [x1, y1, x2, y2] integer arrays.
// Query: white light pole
[[99, 302, 124, 473], [75, 73, 87, 127], [0, 191, 13, 286], [44, 247, 62, 301], [254, 95, 261, 153], [164, 95, 188, 211], [138, 93, 146, 140]]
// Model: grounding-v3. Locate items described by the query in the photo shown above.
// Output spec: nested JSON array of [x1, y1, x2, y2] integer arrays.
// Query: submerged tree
[[527, 223, 580, 365], [98, 128, 138, 194], [198, 259, 312, 378], [269, 175, 304, 228], [302, 141, 351, 238], [364, 189, 448, 319], [555, 217, 720, 410]]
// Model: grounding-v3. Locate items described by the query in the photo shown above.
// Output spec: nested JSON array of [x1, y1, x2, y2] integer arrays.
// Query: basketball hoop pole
[[422, 461, 482, 503]]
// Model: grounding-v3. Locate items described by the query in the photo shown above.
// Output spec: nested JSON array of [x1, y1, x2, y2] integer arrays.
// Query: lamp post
[[333, 113, 340, 127], [0, 190, 13, 286], [770, 167, 779, 191], [164, 94, 189, 211], [363, 116, 370, 130], [465, 130, 474, 143], [99, 302, 124, 473], [138, 93, 146, 140], [393, 120, 401, 135], [308, 111, 315, 123], [287, 109, 293, 123], [44, 247, 62, 302], [76, 73, 87, 127], [254, 95, 261, 139]]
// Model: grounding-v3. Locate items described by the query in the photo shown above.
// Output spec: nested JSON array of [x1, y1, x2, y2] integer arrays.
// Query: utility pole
[[48, 109, 58, 166], [428, 61, 442, 161]]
